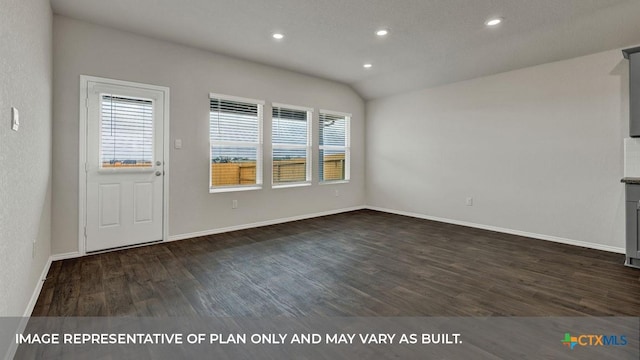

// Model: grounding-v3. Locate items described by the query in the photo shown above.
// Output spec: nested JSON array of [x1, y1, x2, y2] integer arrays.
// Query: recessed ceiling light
[[485, 18, 503, 27], [272, 33, 284, 40], [376, 29, 388, 36], [363, 63, 373, 69]]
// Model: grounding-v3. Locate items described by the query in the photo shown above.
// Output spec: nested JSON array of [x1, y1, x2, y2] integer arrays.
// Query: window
[[100, 94, 154, 168], [272, 104, 312, 186], [209, 93, 264, 192], [319, 110, 350, 182]]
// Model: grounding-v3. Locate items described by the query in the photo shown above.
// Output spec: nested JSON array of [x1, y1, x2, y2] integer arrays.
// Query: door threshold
[[86, 239, 162, 255]]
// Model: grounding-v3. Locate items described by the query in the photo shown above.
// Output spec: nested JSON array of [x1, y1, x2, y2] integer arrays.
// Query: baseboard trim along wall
[[50, 251, 81, 262], [7, 257, 54, 360], [48, 207, 368, 261], [24, 257, 52, 317], [366, 206, 625, 254], [168, 206, 367, 242], [51, 204, 624, 260]]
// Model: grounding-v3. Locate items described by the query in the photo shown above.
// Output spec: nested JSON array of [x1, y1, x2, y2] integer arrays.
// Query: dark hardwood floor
[[32, 210, 640, 317]]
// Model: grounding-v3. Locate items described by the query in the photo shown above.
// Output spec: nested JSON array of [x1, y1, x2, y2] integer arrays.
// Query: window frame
[[318, 109, 351, 184], [209, 92, 265, 193], [271, 102, 313, 188]]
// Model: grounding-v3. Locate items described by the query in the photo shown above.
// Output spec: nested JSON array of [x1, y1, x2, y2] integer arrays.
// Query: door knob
[[156, 161, 162, 166], [155, 171, 162, 176]]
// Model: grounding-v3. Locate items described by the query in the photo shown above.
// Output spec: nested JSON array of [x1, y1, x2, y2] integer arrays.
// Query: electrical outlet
[[466, 197, 473, 206], [334, 190, 339, 197], [232, 200, 238, 209]]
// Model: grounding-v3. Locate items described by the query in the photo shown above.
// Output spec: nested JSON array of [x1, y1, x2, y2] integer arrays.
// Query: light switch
[[174, 139, 182, 149], [11, 107, 19, 131]]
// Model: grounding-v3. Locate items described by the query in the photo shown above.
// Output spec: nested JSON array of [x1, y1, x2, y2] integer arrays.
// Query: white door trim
[[78, 75, 170, 255]]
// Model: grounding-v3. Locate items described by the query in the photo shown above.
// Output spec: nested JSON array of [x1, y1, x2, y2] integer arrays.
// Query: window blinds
[[100, 95, 154, 168], [209, 95, 263, 189], [272, 105, 311, 184], [319, 111, 350, 182], [210, 98, 259, 143]]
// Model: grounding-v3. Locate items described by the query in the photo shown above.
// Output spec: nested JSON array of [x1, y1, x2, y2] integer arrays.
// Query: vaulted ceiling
[[51, 0, 640, 99]]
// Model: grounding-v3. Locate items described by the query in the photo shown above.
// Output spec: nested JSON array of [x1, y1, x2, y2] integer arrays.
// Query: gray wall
[[0, 0, 52, 316], [52, 16, 365, 255], [367, 48, 629, 251]]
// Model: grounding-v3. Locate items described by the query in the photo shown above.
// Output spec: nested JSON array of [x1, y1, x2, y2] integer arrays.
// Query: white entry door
[[84, 79, 166, 252]]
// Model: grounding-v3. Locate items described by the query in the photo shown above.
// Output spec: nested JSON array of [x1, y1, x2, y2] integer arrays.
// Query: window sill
[[272, 182, 312, 189], [319, 180, 350, 185], [210, 186, 262, 194]]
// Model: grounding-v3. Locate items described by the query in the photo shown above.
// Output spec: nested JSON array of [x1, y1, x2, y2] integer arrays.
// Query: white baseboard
[[50, 251, 81, 261], [169, 206, 367, 241], [23, 257, 51, 317], [5, 256, 54, 360], [55, 205, 624, 256], [366, 206, 625, 254]]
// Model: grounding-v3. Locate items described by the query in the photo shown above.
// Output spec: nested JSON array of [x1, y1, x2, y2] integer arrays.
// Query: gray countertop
[[621, 177, 640, 184]]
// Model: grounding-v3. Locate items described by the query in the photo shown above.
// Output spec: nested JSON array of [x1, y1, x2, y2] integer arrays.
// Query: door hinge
[[85, 98, 89, 108], [84, 226, 87, 238], [85, 163, 89, 172]]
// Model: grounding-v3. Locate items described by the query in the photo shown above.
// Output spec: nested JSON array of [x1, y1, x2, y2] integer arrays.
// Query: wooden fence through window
[[211, 154, 345, 186]]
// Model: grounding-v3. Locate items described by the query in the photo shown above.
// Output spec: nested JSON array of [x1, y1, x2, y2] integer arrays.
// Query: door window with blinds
[[319, 110, 351, 182], [100, 94, 154, 169], [272, 104, 312, 186], [209, 93, 264, 191]]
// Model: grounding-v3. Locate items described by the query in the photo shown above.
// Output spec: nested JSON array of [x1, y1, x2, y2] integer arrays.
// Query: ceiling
[[51, 0, 640, 100]]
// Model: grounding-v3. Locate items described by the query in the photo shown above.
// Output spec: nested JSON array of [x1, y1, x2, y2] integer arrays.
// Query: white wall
[[0, 0, 52, 316], [52, 16, 365, 255], [367, 48, 630, 251]]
